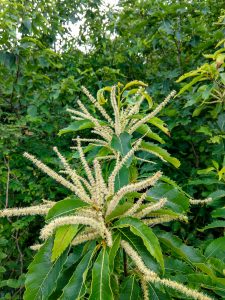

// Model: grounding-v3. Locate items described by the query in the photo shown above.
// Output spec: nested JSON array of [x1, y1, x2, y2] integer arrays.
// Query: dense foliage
[[0, 0, 224, 299]]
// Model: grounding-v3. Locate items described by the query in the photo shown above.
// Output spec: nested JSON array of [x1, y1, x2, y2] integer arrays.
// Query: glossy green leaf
[[58, 120, 94, 136], [60, 247, 96, 300], [24, 238, 68, 300], [46, 198, 88, 221], [205, 237, 225, 260], [115, 217, 164, 270], [136, 124, 165, 144], [147, 182, 189, 213], [110, 132, 132, 164], [51, 225, 79, 262], [119, 276, 140, 300], [157, 230, 205, 263], [89, 247, 114, 300], [200, 220, 225, 231], [141, 141, 180, 168]]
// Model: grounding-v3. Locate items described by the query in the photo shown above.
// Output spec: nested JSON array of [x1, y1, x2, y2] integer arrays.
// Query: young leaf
[[89, 247, 114, 300], [24, 238, 68, 300], [115, 217, 164, 271], [51, 225, 79, 262]]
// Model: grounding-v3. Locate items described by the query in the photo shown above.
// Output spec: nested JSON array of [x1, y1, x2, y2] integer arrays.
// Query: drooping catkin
[[106, 171, 162, 216], [40, 215, 102, 240], [134, 198, 167, 218]]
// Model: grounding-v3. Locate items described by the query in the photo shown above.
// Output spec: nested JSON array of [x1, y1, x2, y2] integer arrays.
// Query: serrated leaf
[[89, 247, 114, 300], [147, 182, 189, 213], [119, 276, 140, 300], [110, 132, 132, 165], [119, 228, 160, 273], [122, 80, 147, 93], [115, 217, 164, 270], [109, 234, 121, 269], [136, 124, 165, 144], [51, 225, 79, 262], [46, 198, 88, 222], [60, 247, 96, 299], [200, 220, 225, 231], [157, 230, 205, 263], [58, 120, 94, 136], [24, 238, 68, 300], [148, 117, 170, 136], [141, 141, 180, 168]]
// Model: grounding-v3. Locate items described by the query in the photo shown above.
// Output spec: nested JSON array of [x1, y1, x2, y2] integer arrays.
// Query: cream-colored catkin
[[53, 147, 91, 203], [110, 85, 121, 135], [121, 240, 157, 278], [122, 240, 212, 300], [0, 204, 53, 217], [140, 278, 149, 300], [81, 86, 114, 126], [189, 198, 212, 205], [40, 215, 102, 240], [30, 244, 43, 251], [143, 215, 188, 226], [77, 100, 102, 128], [76, 137, 95, 186], [91, 129, 112, 142], [134, 198, 167, 218], [66, 108, 89, 119], [150, 277, 213, 300], [108, 138, 143, 194], [23, 152, 86, 199], [128, 90, 176, 134], [123, 192, 147, 217], [73, 138, 107, 146], [71, 230, 100, 246], [106, 171, 162, 216], [139, 148, 166, 162]]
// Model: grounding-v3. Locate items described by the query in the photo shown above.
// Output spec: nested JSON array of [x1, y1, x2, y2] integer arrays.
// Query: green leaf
[[148, 117, 170, 136], [148, 282, 171, 300], [51, 225, 79, 262], [114, 165, 129, 192], [122, 80, 147, 93], [119, 276, 140, 300], [60, 247, 96, 299], [89, 247, 114, 300], [46, 198, 88, 221], [109, 234, 121, 269], [136, 124, 165, 144], [200, 221, 225, 231], [24, 238, 68, 300], [141, 141, 180, 168], [58, 120, 94, 136], [111, 132, 132, 165], [115, 217, 164, 270], [157, 230, 205, 263], [212, 208, 225, 218], [147, 182, 189, 213], [119, 228, 160, 273]]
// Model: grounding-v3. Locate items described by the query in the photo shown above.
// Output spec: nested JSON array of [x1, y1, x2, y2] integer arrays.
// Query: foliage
[[0, 0, 225, 299]]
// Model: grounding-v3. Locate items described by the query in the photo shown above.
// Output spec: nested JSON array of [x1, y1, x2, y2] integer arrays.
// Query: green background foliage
[[0, 0, 225, 299]]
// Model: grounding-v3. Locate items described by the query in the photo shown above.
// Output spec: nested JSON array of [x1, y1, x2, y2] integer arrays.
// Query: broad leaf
[[119, 276, 140, 300], [60, 247, 96, 299], [51, 225, 79, 262], [46, 198, 88, 221], [141, 141, 180, 168], [136, 124, 165, 144], [199, 220, 225, 231], [111, 132, 132, 166], [89, 247, 114, 300], [157, 230, 205, 263], [205, 237, 225, 261], [147, 182, 189, 213], [115, 217, 164, 270], [24, 238, 68, 300], [59, 120, 94, 135], [119, 228, 160, 273]]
